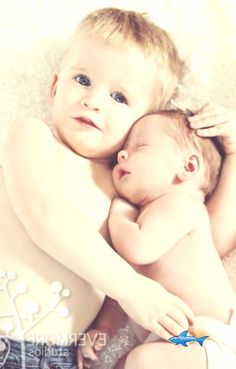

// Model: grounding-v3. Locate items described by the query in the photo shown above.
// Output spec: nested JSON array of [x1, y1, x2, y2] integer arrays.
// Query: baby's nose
[[117, 150, 128, 163]]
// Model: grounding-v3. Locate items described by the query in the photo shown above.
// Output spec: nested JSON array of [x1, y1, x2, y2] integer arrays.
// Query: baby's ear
[[177, 154, 200, 182], [49, 74, 59, 101]]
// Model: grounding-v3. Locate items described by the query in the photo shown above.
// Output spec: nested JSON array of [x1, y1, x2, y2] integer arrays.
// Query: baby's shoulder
[[156, 191, 204, 208], [154, 192, 208, 224], [172, 191, 207, 214]]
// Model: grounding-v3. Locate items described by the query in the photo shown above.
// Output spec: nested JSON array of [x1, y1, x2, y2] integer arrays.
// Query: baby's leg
[[124, 341, 207, 369]]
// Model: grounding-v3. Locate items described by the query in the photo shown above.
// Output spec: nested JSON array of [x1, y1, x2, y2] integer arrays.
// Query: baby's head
[[50, 8, 184, 160], [112, 110, 222, 205]]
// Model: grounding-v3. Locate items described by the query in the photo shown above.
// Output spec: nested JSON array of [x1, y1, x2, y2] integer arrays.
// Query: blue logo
[[168, 330, 209, 347]]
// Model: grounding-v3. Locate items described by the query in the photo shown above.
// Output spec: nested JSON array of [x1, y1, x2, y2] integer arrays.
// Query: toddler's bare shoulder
[[9, 117, 53, 140], [3, 117, 57, 160]]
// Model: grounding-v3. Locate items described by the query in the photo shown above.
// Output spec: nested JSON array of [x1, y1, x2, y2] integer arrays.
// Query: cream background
[[0, 1, 236, 368]]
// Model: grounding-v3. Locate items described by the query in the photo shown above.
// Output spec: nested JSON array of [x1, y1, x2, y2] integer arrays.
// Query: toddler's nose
[[80, 97, 99, 111], [117, 150, 128, 163], [80, 88, 105, 111]]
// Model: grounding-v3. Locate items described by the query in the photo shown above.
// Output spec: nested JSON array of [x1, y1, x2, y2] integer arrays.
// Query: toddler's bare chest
[[60, 158, 116, 237]]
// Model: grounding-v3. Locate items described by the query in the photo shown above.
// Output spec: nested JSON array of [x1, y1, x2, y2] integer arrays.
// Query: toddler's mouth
[[75, 116, 100, 129]]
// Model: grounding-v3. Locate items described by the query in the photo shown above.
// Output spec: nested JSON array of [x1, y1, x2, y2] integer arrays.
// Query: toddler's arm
[[189, 103, 236, 256], [109, 194, 200, 265], [2, 118, 194, 339]]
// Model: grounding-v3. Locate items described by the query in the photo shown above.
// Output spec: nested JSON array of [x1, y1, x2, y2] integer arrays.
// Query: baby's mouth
[[118, 168, 131, 179]]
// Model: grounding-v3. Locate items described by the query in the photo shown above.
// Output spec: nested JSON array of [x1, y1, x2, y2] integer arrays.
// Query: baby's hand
[[77, 327, 111, 369], [110, 197, 139, 221], [188, 103, 236, 155]]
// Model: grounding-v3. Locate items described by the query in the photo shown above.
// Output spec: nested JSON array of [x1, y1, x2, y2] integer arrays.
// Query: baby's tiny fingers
[[94, 339, 106, 352], [94, 331, 110, 351], [81, 345, 98, 361], [77, 349, 85, 369], [83, 358, 92, 368]]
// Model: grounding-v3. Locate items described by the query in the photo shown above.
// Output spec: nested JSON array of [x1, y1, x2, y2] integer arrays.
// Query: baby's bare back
[[137, 220, 236, 325], [0, 141, 115, 342]]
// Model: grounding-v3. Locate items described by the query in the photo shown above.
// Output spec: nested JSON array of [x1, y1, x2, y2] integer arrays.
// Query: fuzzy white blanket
[[1, 1, 236, 368]]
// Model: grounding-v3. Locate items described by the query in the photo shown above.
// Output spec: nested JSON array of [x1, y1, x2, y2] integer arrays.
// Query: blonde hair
[[151, 109, 223, 198], [64, 7, 184, 109]]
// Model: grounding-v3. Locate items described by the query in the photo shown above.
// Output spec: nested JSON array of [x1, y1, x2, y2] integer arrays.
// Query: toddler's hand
[[188, 103, 236, 155], [77, 327, 111, 369], [119, 273, 195, 341], [110, 197, 139, 220]]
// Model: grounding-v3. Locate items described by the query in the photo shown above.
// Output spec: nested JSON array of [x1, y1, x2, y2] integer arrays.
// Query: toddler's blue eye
[[111, 92, 127, 104], [75, 74, 91, 86]]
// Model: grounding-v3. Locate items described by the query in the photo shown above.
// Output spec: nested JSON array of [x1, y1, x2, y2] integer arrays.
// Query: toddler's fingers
[[151, 315, 188, 341], [194, 102, 220, 114], [149, 320, 172, 341], [157, 315, 186, 340], [150, 302, 194, 341], [172, 296, 195, 326], [189, 112, 227, 128], [196, 123, 233, 137]]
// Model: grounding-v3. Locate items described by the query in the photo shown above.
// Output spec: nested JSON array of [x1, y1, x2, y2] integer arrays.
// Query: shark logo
[[168, 331, 209, 347]]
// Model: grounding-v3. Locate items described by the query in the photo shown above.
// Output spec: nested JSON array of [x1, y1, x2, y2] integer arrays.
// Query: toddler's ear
[[177, 154, 200, 182], [49, 74, 59, 100]]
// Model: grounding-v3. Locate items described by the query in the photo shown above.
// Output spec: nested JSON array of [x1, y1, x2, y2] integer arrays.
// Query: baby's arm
[[2, 118, 194, 339], [109, 193, 198, 265], [78, 297, 127, 369], [189, 103, 236, 256]]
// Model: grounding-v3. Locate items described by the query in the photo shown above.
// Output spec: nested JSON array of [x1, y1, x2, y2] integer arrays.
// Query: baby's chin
[[113, 176, 149, 205], [123, 190, 147, 207]]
